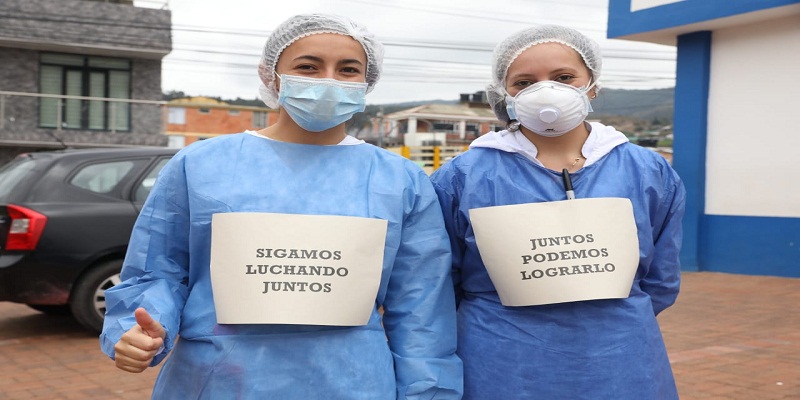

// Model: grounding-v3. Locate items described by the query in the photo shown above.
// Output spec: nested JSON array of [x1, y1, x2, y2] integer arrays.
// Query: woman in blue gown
[[430, 25, 685, 399], [100, 13, 462, 399]]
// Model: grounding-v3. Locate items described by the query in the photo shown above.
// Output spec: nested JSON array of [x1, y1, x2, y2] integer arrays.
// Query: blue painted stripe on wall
[[672, 31, 710, 272], [608, 0, 800, 38], [701, 215, 800, 277]]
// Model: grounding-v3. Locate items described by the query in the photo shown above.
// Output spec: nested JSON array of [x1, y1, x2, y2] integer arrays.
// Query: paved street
[[0, 271, 798, 399], [0, 301, 161, 399], [659, 272, 800, 399]]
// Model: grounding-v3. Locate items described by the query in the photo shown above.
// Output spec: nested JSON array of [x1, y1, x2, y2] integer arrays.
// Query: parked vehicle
[[0, 147, 178, 333]]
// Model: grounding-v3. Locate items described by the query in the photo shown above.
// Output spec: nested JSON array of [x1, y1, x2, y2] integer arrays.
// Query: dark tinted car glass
[[0, 156, 36, 202], [134, 158, 169, 203], [69, 160, 135, 194]]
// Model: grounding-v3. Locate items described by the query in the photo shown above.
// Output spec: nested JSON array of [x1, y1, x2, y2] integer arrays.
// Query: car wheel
[[27, 304, 72, 315], [70, 260, 123, 334]]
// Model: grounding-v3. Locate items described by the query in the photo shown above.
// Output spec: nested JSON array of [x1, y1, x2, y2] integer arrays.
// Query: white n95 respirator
[[506, 81, 594, 137]]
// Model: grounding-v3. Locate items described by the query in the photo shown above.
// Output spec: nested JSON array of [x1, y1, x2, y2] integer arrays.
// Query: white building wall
[[630, 0, 685, 12], [705, 15, 800, 218]]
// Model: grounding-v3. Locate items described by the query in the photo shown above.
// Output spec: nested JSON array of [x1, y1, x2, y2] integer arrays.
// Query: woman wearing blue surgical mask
[[430, 25, 686, 399], [99, 13, 462, 399], [256, 17, 375, 143]]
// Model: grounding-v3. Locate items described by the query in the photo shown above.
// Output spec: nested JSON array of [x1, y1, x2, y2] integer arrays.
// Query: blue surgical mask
[[277, 74, 368, 132]]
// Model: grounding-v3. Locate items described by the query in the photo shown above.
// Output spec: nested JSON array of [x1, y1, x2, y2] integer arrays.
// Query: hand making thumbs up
[[113, 307, 167, 373]]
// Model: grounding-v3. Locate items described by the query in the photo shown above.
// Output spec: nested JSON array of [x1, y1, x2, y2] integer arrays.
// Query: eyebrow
[[339, 58, 364, 66], [292, 55, 324, 63], [291, 55, 365, 66], [550, 67, 580, 74], [508, 67, 580, 80]]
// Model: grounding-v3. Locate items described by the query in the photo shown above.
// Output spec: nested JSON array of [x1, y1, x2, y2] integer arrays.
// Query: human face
[[505, 42, 594, 98], [275, 33, 367, 83]]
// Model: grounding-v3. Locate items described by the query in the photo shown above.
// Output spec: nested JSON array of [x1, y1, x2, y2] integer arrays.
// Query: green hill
[[591, 88, 674, 121]]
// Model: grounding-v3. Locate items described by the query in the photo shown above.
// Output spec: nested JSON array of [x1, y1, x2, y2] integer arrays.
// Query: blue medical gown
[[430, 141, 686, 399], [100, 133, 462, 399]]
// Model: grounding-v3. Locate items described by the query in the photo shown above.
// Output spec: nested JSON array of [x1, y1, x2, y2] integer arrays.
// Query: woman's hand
[[113, 307, 166, 373]]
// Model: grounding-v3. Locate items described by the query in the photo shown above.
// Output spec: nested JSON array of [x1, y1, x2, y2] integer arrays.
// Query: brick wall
[[168, 108, 279, 134], [167, 106, 280, 146], [0, 49, 167, 149], [0, 0, 171, 163], [0, 0, 171, 55]]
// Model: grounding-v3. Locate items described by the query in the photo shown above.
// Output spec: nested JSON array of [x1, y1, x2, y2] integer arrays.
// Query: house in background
[[607, 0, 800, 277], [165, 97, 278, 147], [374, 92, 503, 148], [0, 0, 171, 164]]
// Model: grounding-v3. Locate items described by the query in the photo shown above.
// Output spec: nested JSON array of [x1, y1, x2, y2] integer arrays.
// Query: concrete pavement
[[659, 272, 799, 399], [0, 271, 798, 399]]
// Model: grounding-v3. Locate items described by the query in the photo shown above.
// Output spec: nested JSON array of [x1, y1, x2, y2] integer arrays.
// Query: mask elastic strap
[[584, 80, 598, 112], [583, 79, 598, 94]]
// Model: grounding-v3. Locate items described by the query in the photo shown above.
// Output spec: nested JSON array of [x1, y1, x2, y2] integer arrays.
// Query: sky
[[135, 0, 677, 105]]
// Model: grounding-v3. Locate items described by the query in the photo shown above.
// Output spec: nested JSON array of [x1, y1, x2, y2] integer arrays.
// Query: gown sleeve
[[640, 163, 687, 316], [429, 165, 466, 306], [99, 154, 191, 365], [381, 169, 463, 399]]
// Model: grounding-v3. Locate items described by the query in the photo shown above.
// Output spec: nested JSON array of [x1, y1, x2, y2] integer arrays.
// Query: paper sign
[[210, 212, 387, 326], [469, 198, 639, 306]]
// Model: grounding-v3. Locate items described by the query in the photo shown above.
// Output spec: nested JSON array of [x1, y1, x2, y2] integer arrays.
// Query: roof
[[168, 97, 228, 106], [384, 103, 500, 122], [167, 97, 274, 112]]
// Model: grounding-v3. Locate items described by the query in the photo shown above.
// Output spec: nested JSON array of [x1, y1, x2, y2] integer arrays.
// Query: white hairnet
[[486, 25, 602, 123], [257, 13, 384, 109]]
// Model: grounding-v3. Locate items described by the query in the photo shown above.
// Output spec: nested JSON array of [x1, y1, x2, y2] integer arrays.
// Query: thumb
[[134, 307, 166, 339]]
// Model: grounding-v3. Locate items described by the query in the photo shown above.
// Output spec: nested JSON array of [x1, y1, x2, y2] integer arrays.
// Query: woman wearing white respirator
[[430, 25, 685, 399], [100, 14, 462, 399]]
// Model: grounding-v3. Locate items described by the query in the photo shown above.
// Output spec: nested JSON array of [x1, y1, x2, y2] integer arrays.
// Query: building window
[[432, 122, 455, 132], [198, 108, 210, 114], [253, 111, 268, 128], [168, 107, 186, 124], [39, 53, 131, 131], [228, 109, 240, 115]]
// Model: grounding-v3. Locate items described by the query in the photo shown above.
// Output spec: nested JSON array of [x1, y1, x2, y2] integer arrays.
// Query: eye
[[554, 74, 575, 83], [292, 64, 321, 75], [512, 79, 535, 88], [338, 64, 365, 77]]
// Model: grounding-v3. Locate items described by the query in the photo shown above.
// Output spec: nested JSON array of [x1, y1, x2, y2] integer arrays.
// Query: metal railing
[[0, 90, 166, 133], [401, 145, 468, 172]]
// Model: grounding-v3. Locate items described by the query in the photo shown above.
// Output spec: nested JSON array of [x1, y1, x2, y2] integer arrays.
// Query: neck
[[522, 122, 589, 151], [521, 122, 590, 172], [259, 111, 347, 145]]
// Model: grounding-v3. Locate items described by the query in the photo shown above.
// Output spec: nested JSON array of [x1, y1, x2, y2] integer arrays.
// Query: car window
[[134, 158, 170, 203], [0, 156, 36, 202], [70, 161, 135, 194]]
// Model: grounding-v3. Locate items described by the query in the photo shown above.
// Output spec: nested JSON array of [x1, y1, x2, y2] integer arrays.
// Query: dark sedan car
[[0, 146, 177, 333]]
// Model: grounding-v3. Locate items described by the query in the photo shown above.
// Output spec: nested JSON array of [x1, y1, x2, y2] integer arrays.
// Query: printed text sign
[[210, 212, 387, 325], [470, 198, 639, 306]]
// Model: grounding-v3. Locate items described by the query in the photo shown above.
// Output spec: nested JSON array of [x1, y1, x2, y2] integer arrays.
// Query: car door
[[28, 156, 155, 267]]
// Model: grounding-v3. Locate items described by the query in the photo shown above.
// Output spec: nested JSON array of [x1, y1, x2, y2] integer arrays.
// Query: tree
[[163, 90, 187, 101]]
